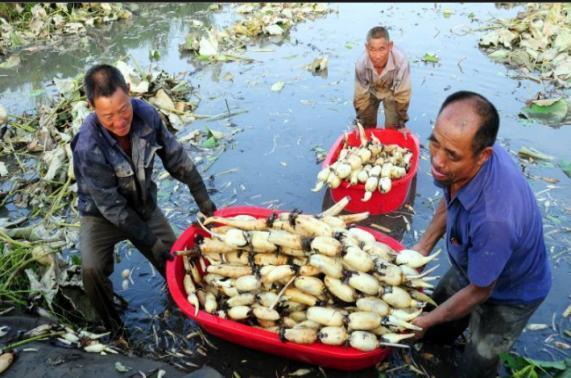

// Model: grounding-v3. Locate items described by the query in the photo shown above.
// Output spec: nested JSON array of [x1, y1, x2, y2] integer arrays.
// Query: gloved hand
[[189, 184, 217, 217], [198, 199, 217, 217], [151, 239, 174, 264]]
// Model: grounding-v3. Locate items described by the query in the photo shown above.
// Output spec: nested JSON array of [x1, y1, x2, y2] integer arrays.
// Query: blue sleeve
[[152, 110, 205, 189], [467, 220, 513, 288]]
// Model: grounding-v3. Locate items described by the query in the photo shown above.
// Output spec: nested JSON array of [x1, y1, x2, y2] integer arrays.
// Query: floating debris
[[517, 146, 554, 162], [478, 3, 571, 88], [115, 361, 132, 373], [0, 3, 132, 55], [526, 323, 549, 331], [180, 3, 333, 63], [421, 52, 440, 63], [310, 145, 327, 163], [558, 160, 571, 178], [519, 97, 570, 125], [443, 8, 454, 18], [0, 55, 21, 70], [306, 56, 328, 73], [288, 368, 313, 376], [271, 81, 285, 92], [553, 341, 571, 350]]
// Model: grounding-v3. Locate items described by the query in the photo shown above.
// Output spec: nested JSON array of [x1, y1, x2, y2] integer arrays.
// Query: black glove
[[189, 184, 217, 216], [151, 239, 174, 264], [198, 199, 217, 217], [187, 165, 217, 216]]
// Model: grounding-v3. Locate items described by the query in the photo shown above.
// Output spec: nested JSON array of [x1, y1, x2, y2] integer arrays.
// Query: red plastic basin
[[166, 206, 405, 371], [322, 128, 420, 215]]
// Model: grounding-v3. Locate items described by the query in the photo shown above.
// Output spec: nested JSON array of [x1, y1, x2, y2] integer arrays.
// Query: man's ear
[[388, 41, 394, 50], [477, 146, 493, 167], [127, 83, 131, 96]]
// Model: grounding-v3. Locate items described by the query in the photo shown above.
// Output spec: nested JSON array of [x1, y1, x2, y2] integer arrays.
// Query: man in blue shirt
[[411, 91, 551, 377], [71, 64, 216, 341]]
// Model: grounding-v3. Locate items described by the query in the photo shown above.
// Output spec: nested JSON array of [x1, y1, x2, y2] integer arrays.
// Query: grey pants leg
[[355, 92, 401, 129], [460, 300, 542, 378], [382, 97, 401, 128], [355, 93, 380, 128], [79, 207, 176, 335], [421, 267, 543, 377]]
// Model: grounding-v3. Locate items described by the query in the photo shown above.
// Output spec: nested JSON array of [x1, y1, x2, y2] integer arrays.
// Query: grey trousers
[[422, 267, 542, 378], [79, 207, 176, 336], [355, 93, 400, 129]]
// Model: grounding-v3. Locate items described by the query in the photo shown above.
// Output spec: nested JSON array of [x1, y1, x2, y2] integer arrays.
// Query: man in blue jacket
[[71, 64, 216, 340], [411, 91, 552, 377]]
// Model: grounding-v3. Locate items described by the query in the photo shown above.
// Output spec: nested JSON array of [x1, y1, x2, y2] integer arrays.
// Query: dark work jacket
[[71, 98, 207, 248]]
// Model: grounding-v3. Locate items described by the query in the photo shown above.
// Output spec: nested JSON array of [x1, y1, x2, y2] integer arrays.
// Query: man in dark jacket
[[71, 64, 216, 339]]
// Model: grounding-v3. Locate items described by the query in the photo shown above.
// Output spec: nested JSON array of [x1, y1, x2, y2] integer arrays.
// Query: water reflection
[[321, 174, 417, 243]]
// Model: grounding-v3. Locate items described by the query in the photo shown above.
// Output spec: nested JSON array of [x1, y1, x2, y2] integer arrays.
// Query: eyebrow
[[429, 133, 459, 158], [447, 148, 459, 159]]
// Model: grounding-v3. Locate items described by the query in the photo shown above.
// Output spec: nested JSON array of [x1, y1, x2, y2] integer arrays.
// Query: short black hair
[[84, 64, 129, 105], [366, 26, 390, 43], [438, 91, 499, 155]]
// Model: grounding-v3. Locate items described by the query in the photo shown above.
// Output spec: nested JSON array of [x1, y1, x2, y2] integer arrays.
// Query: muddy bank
[[0, 313, 224, 378]]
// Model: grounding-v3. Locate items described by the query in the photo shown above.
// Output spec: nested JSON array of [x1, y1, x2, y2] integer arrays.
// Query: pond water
[[1, 3, 570, 377]]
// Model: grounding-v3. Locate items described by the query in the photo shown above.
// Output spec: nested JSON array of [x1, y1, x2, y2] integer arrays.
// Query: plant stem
[[0, 229, 31, 248], [2, 254, 39, 291], [1, 331, 64, 352], [45, 175, 71, 221]]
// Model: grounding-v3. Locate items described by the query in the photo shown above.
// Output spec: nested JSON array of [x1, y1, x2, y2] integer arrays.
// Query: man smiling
[[353, 26, 411, 129], [71, 64, 216, 341], [411, 91, 551, 377]]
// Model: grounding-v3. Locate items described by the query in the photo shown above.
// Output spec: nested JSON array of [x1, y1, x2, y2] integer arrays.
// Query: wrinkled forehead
[[435, 102, 481, 143], [93, 89, 130, 111], [366, 37, 391, 48]]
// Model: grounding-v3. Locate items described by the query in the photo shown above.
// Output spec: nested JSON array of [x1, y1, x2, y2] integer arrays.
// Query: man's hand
[[412, 314, 432, 340], [410, 243, 430, 257], [151, 239, 174, 264], [386, 124, 410, 139], [398, 126, 411, 137]]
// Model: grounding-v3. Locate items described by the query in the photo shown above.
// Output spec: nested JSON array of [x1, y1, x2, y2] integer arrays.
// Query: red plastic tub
[[166, 206, 405, 371], [322, 128, 419, 215]]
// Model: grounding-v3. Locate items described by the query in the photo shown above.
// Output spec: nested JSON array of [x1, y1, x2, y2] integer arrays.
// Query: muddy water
[[1, 3, 570, 377]]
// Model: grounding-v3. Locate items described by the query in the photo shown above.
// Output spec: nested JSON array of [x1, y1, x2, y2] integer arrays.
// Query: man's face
[[366, 37, 392, 70], [428, 101, 491, 194], [92, 87, 133, 138]]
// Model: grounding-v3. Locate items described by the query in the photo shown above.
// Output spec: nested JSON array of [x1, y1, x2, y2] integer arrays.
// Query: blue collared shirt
[[444, 145, 551, 304]]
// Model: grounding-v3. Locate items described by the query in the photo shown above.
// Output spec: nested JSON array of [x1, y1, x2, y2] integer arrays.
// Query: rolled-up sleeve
[[75, 146, 157, 248]]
